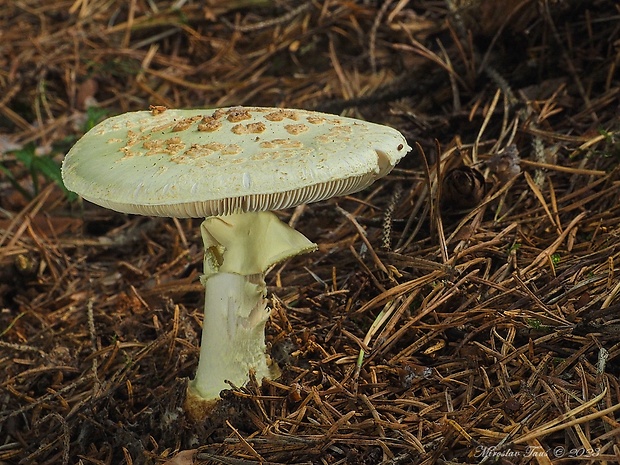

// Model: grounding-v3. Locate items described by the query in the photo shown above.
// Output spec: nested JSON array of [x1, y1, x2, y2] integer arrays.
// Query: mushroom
[[61, 106, 411, 417]]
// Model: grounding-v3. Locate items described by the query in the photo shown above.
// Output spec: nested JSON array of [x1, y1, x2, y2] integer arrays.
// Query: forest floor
[[1, 1, 620, 464]]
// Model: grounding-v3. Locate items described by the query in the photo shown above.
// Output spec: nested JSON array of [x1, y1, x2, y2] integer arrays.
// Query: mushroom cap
[[62, 107, 411, 217]]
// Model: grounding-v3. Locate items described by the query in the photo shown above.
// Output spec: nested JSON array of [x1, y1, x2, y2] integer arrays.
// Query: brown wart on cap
[[61, 106, 411, 419], [149, 104, 167, 115], [172, 115, 202, 132], [264, 109, 298, 121], [231, 122, 266, 135]]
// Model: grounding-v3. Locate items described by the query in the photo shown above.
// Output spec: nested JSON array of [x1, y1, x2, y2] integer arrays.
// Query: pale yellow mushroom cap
[[62, 106, 411, 217]]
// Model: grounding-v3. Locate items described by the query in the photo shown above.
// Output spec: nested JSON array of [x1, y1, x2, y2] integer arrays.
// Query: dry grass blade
[[511, 390, 620, 445], [522, 211, 588, 275], [519, 159, 607, 176], [523, 170, 560, 234]]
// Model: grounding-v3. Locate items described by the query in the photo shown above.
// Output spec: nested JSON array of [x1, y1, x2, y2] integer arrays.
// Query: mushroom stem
[[185, 211, 316, 417], [190, 271, 279, 400]]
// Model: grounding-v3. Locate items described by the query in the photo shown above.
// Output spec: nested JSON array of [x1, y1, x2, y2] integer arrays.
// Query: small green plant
[[83, 106, 109, 132], [507, 242, 521, 254], [1, 143, 75, 200], [527, 318, 542, 330], [1, 106, 108, 201], [526, 318, 553, 333], [570, 127, 618, 160]]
